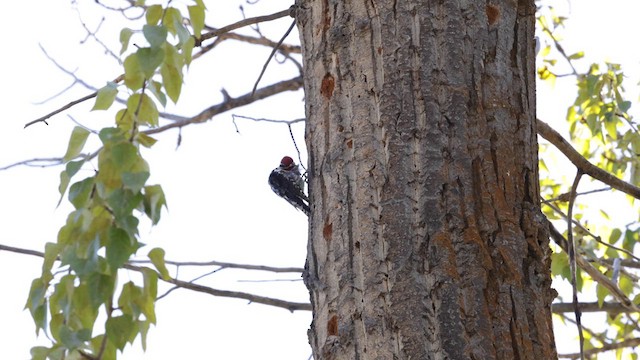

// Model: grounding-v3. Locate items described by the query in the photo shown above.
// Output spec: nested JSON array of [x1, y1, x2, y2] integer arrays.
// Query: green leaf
[[596, 283, 608, 307], [90, 335, 117, 360], [106, 315, 134, 351], [25, 278, 48, 334], [140, 268, 158, 323], [107, 189, 143, 220], [86, 272, 115, 309], [63, 126, 90, 162], [182, 36, 195, 66], [136, 47, 164, 78], [145, 4, 163, 25], [127, 93, 159, 126], [142, 24, 168, 49], [93, 82, 119, 111], [620, 275, 633, 296], [72, 284, 99, 330], [122, 171, 150, 193], [148, 248, 170, 280], [123, 54, 145, 91], [111, 142, 138, 170], [58, 160, 85, 206], [568, 51, 584, 60], [116, 215, 140, 239], [551, 251, 569, 279], [119, 28, 133, 55], [163, 41, 183, 69], [162, 7, 182, 36], [106, 227, 135, 270], [188, 5, 205, 38], [619, 100, 631, 113], [138, 320, 151, 351], [59, 326, 92, 351], [99, 127, 125, 144], [604, 117, 618, 140], [136, 133, 157, 148], [43, 242, 61, 274], [68, 177, 95, 209], [115, 108, 134, 132], [31, 346, 53, 360], [118, 282, 142, 317], [143, 185, 167, 225], [161, 63, 182, 103], [147, 80, 167, 107], [609, 228, 622, 245]]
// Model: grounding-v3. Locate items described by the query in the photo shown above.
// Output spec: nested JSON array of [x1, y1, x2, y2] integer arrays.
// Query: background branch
[[0, 243, 309, 312], [537, 119, 640, 199]]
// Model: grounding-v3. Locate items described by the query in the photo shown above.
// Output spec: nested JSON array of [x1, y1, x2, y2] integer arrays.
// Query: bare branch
[[558, 337, 640, 359], [537, 119, 640, 200], [0, 157, 65, 171], [24, 71, 123, 128], [0, 244, 45, 258], [129, 258, 304, 273], [552, 301, 637, 314], [144, 76, 303, 135], [215, 32, 300, 54], [0, 243, 310, 312], [231, 114, 305, 126], [123, 263, 310, 312], [197, 8, 293, 45], [598, 257, 640, 270]]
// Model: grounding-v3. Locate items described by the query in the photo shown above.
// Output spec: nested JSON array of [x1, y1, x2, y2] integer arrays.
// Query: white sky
[[0, 1, 639, 359]]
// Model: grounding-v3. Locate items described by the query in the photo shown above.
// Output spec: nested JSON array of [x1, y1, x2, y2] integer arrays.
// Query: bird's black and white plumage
[[268, 156, 310, 216]]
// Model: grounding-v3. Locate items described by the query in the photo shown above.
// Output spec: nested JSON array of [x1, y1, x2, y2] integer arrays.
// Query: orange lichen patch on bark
[[323, 222, 333, 242], [486, 4, 500, 25], [321, 73, 336, 99], [327, 315, 339, 336], [430, 232, 459, 278], [462, 227, 493, 269]]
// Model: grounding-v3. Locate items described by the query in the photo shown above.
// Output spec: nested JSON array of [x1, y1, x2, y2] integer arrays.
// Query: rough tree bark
[[297, 0, 557, 359]]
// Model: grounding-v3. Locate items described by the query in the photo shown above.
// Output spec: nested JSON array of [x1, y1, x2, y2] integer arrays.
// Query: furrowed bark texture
[[297, 0, 557, 359]]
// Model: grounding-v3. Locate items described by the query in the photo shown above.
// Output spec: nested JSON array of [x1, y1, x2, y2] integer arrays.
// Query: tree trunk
[[297, 0, 557, 359]]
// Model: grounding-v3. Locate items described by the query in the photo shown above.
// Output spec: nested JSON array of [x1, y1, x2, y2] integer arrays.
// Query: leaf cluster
[[24, 1, 206, 359]]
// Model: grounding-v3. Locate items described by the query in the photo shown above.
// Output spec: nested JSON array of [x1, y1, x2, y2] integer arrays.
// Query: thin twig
[[542, 200, 640, 262], [129, 258, 303, 273], [539, 22, 578, 76], [231, 115, 305, 126], [543, 187, 611, 203], [0, 157, 65, 171], [566, 170, 585, 360], [288, 123, 306, 173], [556, 313, 609, 344], [251, 19, 296, 96], [24, 93, 96, 128]]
